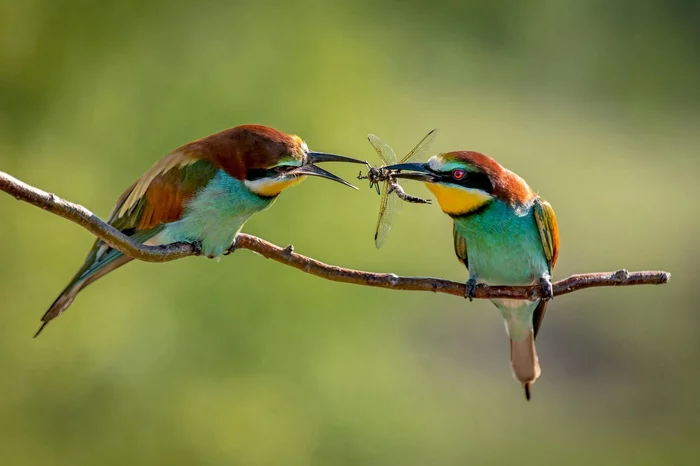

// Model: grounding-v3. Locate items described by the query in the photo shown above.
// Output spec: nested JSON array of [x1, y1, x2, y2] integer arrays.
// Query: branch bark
[[1, 170, 670, 300]]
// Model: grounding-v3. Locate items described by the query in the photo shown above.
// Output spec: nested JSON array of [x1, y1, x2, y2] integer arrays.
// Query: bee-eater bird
[[385, 151, 559, 400], [36, 124, 365, 337]]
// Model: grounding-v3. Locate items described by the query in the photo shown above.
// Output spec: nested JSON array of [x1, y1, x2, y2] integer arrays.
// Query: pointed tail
[[510, 330, 541, 400], [35, 251, 133, 337], [35, 279, 85, 337]]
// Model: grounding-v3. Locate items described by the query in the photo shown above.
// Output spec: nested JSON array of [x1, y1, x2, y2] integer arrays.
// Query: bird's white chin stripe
[[244, 178, 277, 193], [244, 177, 305, 197]]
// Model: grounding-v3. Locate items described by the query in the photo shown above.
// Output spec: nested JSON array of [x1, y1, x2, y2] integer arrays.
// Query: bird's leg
[[465, 278, 478, 301], [191, 240, 203, 256], [539, 277, 554, 301], [223, 239, 239, 256]]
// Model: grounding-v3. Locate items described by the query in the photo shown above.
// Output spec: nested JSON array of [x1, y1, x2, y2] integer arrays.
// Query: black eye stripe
[[246, 168, 279, 180], [442, 170, 493, 194]]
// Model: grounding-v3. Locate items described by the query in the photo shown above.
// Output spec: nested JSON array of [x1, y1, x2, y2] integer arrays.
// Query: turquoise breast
[[159, 170, 274, 258], [454, 200, 549, 286]]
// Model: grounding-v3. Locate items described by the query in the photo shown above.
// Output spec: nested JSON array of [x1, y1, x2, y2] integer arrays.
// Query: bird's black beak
[[289, 152, 366, 190], [307, 151, 366, 165], [383, 162, 438, 183]]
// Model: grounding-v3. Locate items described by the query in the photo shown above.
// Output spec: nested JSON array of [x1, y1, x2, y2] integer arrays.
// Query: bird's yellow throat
[[424, 182, 492, 215], [247, 176, 307, 197]]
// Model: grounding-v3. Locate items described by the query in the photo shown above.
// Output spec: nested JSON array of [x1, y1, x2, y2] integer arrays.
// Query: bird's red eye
[[452, 169, 466, 180]]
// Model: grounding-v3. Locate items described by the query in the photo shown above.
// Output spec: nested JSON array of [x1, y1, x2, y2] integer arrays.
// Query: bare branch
[[0, 171, 194, 262], [231, 235, 669, 299], [1, 170, 670, 300]]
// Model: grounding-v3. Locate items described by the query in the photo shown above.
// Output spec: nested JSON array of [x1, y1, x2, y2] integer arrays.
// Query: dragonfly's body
[[361, 130, 438, 248]]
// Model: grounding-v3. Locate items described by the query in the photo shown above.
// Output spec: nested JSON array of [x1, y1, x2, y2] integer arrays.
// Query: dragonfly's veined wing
[[371, 129, 440, 249], [399, 128, 439, 163], [367, 134, 397, 165], [374, 181, 403, 248]]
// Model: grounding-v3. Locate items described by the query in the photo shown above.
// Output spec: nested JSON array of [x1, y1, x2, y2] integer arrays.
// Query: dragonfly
[[359, 128, 439, 248]]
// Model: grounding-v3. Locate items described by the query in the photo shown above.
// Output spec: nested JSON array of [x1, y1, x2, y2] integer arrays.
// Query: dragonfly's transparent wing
[[399, 128, 439, 163], [374, 181, 403, 248], [370, 130, 437, 248], [368, 134, 397, 165]]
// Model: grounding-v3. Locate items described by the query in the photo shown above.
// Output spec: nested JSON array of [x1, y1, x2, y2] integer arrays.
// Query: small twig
[[0, 170, 671, 300]]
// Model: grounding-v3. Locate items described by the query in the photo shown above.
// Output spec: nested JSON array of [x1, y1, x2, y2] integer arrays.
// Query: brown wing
[[453, 222, 469, 270], [532, 197, 560, 338], [89, 152, 218, 266], [109, 151, 218, 232]]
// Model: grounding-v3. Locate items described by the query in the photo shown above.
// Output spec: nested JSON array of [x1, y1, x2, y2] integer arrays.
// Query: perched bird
[[36, 124, 365, 336], [385, 151, 559, 400]]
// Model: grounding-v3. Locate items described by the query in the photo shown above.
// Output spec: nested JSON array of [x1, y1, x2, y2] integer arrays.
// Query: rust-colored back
[[181, 124, 304, 180]]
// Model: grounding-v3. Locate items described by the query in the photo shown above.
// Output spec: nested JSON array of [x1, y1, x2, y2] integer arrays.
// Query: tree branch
[[1, 170, 670, 300]]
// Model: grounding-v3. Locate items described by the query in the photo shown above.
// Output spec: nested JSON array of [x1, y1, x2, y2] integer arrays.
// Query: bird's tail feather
[[510, 330, 541, 401], [35, 228, 163, 337], [35, 251, 133, 337]]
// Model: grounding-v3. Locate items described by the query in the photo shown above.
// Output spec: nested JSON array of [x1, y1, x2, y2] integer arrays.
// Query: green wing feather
[[533, 197, 559, 274], [452, 221, 469, 270], [532, 197, 560, 338]]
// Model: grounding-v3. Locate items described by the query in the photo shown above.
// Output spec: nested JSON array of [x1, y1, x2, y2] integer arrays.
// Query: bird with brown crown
[[36, 124, 365, 336], [385, 150, 559, 400]]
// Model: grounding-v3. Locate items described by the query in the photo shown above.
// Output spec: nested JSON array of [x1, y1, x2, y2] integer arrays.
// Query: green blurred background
[[1, 0, 698, 464]]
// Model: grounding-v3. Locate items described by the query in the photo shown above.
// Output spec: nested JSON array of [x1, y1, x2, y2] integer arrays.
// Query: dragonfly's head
[[385, 151, 515, 216]]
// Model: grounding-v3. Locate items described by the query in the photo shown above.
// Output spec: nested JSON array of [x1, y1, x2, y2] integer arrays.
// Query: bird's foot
[[223, 236, 242, 256], [191, 240, 204, 257], [539, 277, 554, 301], [465, 278, 478, 301]]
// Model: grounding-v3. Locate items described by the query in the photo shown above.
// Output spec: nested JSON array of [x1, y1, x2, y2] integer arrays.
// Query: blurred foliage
[[1, 0, 699, 465]]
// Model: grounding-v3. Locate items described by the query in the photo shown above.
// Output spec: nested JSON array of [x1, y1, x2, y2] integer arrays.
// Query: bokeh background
[[1, 1, 699, 465]]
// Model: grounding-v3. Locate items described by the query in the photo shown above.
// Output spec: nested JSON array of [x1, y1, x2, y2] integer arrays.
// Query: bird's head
[[385, 151, 534, 216], [193, 125, 365, 197]]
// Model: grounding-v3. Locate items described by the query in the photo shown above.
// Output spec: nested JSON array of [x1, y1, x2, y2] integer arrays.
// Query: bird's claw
[[223, 244, 237, 256], [191, 240, 203, 256], [465, 278, 478, 301], [539, 277, 554, 301]]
